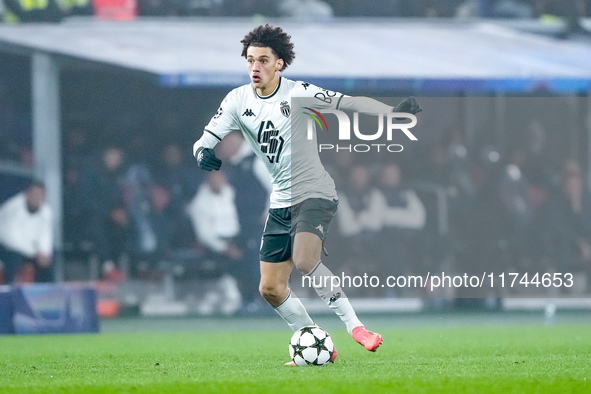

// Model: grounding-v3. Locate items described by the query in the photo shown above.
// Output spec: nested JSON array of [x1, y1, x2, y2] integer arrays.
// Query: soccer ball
[[289, 325, 335, 366]]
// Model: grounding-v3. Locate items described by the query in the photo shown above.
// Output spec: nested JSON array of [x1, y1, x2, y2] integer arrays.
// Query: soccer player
[[193, 24, 421, 364]]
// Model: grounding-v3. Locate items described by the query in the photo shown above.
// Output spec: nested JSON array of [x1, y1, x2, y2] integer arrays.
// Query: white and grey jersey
[[194, 77, 344, 209]]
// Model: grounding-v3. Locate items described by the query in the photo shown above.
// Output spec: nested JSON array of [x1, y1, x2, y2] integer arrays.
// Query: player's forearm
[[193, 131, 221, 156]]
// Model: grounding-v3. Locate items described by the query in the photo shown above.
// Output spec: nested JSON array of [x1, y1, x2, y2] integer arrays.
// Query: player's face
[[246, 46, 283, 94]]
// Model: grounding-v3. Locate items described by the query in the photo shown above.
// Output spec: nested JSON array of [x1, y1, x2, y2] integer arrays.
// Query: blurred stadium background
[[1, 0, 591, 332]]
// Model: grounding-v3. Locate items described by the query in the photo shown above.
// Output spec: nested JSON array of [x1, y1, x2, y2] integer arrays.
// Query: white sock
[[306, 261, 363, 334], [274, 290, 314, 332]]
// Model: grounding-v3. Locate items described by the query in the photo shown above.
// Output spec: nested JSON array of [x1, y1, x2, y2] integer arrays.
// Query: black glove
[[394, 97, 422, 115], [195, 146, 222, 171]]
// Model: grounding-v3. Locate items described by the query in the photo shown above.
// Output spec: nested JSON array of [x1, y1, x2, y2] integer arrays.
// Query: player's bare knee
[[259, 282, 286, 302], [292, 257, 316, 276]]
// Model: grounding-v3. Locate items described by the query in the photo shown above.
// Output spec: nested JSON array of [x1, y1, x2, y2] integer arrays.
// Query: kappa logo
[[329, 292, 341, 303], [242, 109, 256, 117], [213, 107, 223, 119], [315, 224, 324, 234]]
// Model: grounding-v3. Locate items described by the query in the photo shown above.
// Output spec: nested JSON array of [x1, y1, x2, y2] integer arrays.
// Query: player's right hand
[[395, 97, 422, 115], [194, 147, 222, 171]]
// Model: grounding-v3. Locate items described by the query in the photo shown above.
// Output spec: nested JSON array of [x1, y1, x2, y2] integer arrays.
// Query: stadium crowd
[[2, 62, 591, 307], [0, 0, 590, 22], [2, 65, 591, 304], [56, 122, 591, 301], [132, 0, 591, 20], [1, 8, 590, 310]]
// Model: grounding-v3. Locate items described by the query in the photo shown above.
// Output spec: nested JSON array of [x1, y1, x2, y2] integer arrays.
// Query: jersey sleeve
[[204, 89, 241, 141], [193, 89, 241, 154], [295, 81, 395, 115], [294, 81, 345, 111]]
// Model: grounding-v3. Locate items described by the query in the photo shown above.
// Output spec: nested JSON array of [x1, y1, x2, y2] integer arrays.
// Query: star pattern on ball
[[309, 334, 329, 355], [292, 343, 306, 360], [300, 326, 316, 336]]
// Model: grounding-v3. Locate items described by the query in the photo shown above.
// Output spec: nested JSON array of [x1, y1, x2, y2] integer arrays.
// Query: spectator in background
[[121, 135, 180, 278], [65, 0, 93, 16], [498, 147, 534, 270], [468, 146, 509, 278], [136, 0, 182, 16], [2, 0, 65, 22], [374, 163, 426, 277], [455, 0, 480, 17], [446, 133, 478, 259], [138, 0, 278, 16], [0, 181, 53, 283], [0, 79, 31, 202], [222, 0, 279, 16], [0, 81, 28, 164], [401, 0, 463, 17], [124, 162, 162, 278], [549, 160, 591, 276], [152, 143, 201, 251], [325, 150, 355, 192], [493, 0, 533, 18], [522, 119, 555, 190], [217, 131, 271, 311], [187, 170, 243, 315], [148, 183, 176, 254], [181, 0, 224, 16], [417, 134, 477, 239], [536, 0, 590, 34], [520, 120, 555, 270], [278, 0, 333, 19], [336, 165, 383, 278], [83, 146, 129, 281], [63, 126, 93, 252], [347, 0, 400, 17], [417, 141, 475, 262], [456, 0, 533, 18]]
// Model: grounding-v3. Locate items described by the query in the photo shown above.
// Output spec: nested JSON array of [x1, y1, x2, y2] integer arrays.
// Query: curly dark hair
[[240, 24, 295, 71]]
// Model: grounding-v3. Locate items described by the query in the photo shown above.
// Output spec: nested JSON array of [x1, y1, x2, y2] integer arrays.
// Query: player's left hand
[[394, 97, 422, 115]]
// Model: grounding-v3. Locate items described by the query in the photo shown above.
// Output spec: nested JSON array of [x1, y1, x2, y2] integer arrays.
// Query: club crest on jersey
[[280, 101, 290, 118]]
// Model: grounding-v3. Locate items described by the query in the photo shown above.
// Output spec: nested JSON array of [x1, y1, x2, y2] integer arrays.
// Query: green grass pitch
[[0, 324, 589, 393]]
